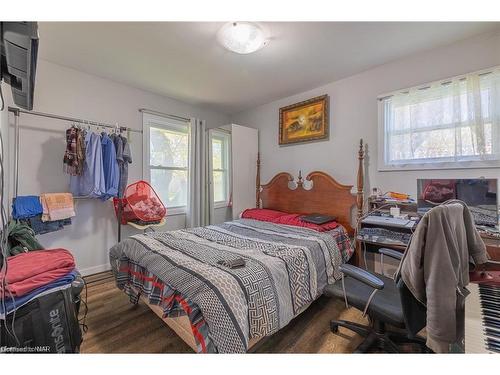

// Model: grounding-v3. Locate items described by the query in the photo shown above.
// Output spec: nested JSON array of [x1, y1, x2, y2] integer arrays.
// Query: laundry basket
[[113, 180, 166, 225]]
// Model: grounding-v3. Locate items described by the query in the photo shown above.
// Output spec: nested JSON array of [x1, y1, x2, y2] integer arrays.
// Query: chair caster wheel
[[330, 321, 339, 333]]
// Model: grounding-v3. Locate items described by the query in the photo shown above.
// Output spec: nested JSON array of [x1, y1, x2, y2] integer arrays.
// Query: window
[[211, 130, 231, 207], [143, 113, 189, 214], [378, 67, 500, 170]]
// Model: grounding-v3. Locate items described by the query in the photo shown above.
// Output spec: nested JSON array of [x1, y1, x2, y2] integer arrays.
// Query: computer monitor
[[417, 178, 498, 228], [0, 22, 39, 110]]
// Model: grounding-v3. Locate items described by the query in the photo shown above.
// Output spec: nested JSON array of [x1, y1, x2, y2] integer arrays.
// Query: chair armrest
[[339, 264, 384, 290], [378, 248, 403, 261]]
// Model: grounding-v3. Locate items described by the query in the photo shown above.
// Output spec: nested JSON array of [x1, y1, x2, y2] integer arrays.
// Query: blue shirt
[[70, 132, 106, 198], [100, 133, 120, 200]]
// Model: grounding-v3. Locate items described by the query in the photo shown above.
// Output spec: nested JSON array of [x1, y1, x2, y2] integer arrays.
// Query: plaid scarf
[[63, 127, 85, 175]]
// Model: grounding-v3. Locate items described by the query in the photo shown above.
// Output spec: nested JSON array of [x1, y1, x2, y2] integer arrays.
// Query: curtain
[[186, 118, 211, 228], [384, 68, 500, 166]]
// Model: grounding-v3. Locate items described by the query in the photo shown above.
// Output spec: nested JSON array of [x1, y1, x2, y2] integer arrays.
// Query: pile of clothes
[[6, 221, 44, 256], [12, 193, 75, 236], [0, 249, 78, 318]]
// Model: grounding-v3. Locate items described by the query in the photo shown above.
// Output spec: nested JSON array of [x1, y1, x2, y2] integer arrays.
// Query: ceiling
[[38, 22, 500, 114]]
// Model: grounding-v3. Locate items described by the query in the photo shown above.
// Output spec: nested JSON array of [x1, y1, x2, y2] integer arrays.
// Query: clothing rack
[[8, 106, 141, 243], [8, 106, 142, 198]]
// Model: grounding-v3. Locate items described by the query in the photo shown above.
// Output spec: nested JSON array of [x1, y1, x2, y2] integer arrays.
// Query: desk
[[366, 196, 500, 260], [357, 229, 500, 259], [357, 237, 406, 253]]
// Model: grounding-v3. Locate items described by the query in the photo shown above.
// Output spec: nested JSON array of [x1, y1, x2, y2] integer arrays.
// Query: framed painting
[[279, 95, 329, 145]]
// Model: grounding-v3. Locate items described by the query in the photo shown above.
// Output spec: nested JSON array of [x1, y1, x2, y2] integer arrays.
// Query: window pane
[[151, 169, 188, 208], [384, 71, 500, 166], [150, 126, 188, 168], [213, 171, 225, 202], [411, 128, 455, 159], [212, 138, 223, 170]]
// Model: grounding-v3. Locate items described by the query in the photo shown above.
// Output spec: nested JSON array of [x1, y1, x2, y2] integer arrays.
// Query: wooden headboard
[[256, 139, 365, 238]]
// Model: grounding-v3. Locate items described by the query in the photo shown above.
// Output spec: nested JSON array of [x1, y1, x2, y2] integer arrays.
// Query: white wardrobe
[[208, 124, 258, 223]]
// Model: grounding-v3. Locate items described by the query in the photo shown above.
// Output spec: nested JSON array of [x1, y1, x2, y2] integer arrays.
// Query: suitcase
[[0, 284, 83, 353]]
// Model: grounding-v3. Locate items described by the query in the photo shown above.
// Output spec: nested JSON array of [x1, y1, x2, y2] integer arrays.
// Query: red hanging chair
[[113, 180, 167, 225]]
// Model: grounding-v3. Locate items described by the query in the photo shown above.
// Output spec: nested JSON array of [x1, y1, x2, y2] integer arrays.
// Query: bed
[[109, 139, 365, 353]]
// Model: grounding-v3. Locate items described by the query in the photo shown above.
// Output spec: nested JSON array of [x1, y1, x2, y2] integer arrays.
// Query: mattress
[[109, 218, 353, 353]]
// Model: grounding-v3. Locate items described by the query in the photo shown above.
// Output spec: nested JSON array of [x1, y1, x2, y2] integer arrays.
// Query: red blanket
[[241, 208, 338, 232], [0, 249, 75, 297]]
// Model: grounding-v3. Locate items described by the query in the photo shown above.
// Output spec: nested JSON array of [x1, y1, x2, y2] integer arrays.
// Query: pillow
[[300, 213, 336, 225], [274, 213, 338, 232], [240, 208, 288, 222]]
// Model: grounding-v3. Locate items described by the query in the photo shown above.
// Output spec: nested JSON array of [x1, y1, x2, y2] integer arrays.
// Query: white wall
[[3, 59, 229, 275], [230, 124, 259, 219], [231, 31, 500, 201]]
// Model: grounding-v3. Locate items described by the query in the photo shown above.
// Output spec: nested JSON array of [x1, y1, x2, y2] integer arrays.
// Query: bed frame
[[137, 139, 366, 352], [256, 139, 365, 238]]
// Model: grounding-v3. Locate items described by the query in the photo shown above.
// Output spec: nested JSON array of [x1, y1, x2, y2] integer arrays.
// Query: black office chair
[[324, 248, 430, 353]]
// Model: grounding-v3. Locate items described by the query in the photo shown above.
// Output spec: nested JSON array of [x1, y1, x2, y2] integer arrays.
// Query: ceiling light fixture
[[217, 22, 268, 54]]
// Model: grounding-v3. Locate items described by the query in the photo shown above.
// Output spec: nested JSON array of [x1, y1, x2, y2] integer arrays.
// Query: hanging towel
[[40, 193, 76, 221], [12, 195, 43, 219]]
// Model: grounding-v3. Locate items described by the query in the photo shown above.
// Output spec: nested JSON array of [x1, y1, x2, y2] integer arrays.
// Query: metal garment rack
[[8, 106, 142, 198], [8, 106, 192, 243], [8, 106, 143, 243]]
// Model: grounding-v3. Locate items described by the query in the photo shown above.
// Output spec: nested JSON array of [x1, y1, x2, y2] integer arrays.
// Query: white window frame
[[143, 113, 190, 215], [377, 66, 500, 172], [210, 130, 231, 209]]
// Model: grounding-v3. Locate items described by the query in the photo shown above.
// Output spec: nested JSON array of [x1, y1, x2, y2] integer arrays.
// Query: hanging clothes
[[100, 133, 120, 201], [67, 124, 130, 201], [111, 133, 132, 197], [63, 127, 85, 176], [70, 131, 106, 198]]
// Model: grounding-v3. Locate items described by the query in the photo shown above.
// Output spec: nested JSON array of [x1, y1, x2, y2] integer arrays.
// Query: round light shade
[[217, 22, 267, 54]]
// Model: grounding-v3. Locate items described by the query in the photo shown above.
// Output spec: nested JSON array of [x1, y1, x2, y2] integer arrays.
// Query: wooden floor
[[80, 271, 367, 353]]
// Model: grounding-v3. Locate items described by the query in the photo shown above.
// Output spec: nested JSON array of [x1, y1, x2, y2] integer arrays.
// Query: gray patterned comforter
[[109, 218, 352, 353]]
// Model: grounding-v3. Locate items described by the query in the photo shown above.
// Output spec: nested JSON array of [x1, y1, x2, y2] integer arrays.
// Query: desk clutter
[[358, 211, 418, 247]]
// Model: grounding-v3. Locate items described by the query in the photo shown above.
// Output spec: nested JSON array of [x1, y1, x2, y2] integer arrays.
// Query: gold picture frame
[[279, 95, 329, 145]]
